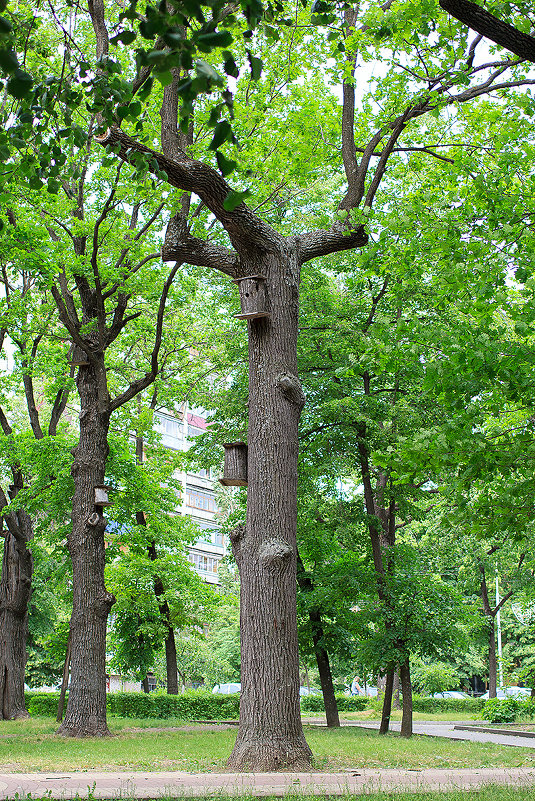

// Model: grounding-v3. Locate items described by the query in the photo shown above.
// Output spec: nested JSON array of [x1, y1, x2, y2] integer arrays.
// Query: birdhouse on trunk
[[70, 346, 90, 367], [234, 275, 270, 320], [94, 485, 113, 507], [220, 442, 248, 486]]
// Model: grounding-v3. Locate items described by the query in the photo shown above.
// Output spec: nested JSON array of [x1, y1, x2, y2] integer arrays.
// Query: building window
[[188, 550, 220, 574], [186, 485, 218, 513], [155, 413, 183, 442]]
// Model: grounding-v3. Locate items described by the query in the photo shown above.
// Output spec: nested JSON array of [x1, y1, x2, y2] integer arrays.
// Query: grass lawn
[[1, 717, 535, 772]]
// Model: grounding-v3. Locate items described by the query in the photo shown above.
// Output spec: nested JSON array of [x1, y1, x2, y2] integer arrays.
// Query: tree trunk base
[[226, 735, 313, 771], [56, 721, 112, 738], [9, 709, 30, 720]]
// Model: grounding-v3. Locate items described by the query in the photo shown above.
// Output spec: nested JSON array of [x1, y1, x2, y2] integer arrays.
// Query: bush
[[106, 690, 240, 720], [481, 698, 521, 723], [26, 692, 63, 716], [300, 693, 369, 712], [411, 694, 485, 714]]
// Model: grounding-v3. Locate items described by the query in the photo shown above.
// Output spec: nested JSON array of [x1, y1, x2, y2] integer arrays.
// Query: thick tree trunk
[[400, 658, 413, 737], [379, 667, 394, 734], [227, 244, 312, 770], [487, 616, 497, 698], [57, 365, 115, 737], [0, 512, 33, 720]]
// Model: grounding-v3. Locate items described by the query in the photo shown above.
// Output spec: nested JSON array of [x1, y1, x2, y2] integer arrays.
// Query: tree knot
[[259, 538, 292, 569], [277, 373, 305, 409]]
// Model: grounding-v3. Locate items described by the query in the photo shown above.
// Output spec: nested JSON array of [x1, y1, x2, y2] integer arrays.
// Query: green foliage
[[481, 698, 523, 724], [410, 695, 485, 714], [300, 693, 368, 712], [106, 689, 240, 719], [26, 692, 63, 716], [411, 661, 460, 696]]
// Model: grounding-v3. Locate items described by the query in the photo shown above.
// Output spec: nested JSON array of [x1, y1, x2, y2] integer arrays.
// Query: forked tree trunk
[[400, 658, 413, 737], [0, 513, 33, 720], [379, 666, 394, 734], [228, 245, 313, 770], [57, 364, 115, 737]]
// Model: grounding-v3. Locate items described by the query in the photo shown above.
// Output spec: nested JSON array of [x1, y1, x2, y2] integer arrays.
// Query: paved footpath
[[353, 720, 535, 749], [2, 768, 535, 799]]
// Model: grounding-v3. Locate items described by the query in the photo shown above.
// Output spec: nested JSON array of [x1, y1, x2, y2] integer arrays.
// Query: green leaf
[[246, 51, 262, 80], [223, 189, 251, 211], [196, 60, 223, 85], [7, 69, 33, 98], [0, 48, 18, 73], [209, 120, 232, 151], [216, 151, 237, 177], [197, 30, 233, 52], [0, 15, 12, 34]]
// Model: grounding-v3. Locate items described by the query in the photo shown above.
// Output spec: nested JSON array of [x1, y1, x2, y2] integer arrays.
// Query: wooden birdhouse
[[219, 442, 248, 486], [94, 485, 113, 507], [234, 275, 270, 320], [70, 346, 90, 367]]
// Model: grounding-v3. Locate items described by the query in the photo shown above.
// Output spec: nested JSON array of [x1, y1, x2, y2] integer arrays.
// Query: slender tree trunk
[[392, 671, 401, 709], [147, 540, 179, 695], [310, 609, 340, 727], [57, 365, 115, 737], [0, 512, 33, 720], [56, 632, 71, 722], [227, 245, 312, 770], [296, 553, 339, 727], [487, 616, 497, 699], [400, 658, 413, 737], [379, 666, 395, 734], [142, 676, 150, 693]]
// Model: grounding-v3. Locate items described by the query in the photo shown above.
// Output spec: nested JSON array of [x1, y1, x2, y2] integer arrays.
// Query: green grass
[[7, 793, 535, 801], [2, 717, 535, 773]]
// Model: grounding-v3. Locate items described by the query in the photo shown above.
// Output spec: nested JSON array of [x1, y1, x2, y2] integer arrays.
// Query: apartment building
[[154, 407, 226, 585]]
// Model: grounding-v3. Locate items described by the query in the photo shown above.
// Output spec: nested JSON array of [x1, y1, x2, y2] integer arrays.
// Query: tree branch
[[440, 0, 535, 62]]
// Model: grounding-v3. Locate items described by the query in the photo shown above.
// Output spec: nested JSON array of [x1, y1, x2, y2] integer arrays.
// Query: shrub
[[106, 690, 240, 719], [481, 698, 521, 723], [26, 692, 63, 716], [411, 694, 485, 714], [300, 693, 369, 712]]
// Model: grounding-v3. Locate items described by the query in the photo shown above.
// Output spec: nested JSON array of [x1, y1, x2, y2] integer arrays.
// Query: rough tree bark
[[57, 362, 115, 737], [379, 667, 395, 735], [0, 503, 33, 720], [400, 657, 413, 737]]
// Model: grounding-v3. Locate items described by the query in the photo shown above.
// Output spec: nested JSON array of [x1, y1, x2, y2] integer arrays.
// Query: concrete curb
[[1, 769, 535, 799], [454, 724, 535, 739]]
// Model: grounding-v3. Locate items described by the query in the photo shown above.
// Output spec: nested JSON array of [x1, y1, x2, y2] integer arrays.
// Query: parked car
[[299, 686, 322, 696], [432, 691, 470, 699], [480, 687, 532, 700], [212, 682, 241, 694]]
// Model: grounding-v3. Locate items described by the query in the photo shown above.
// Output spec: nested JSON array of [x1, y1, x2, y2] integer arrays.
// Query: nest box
[[234, 275, 270, 320], [220, 442, 248, 486], [70, 346, 90, 367], [94, 485, 113, 507]]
